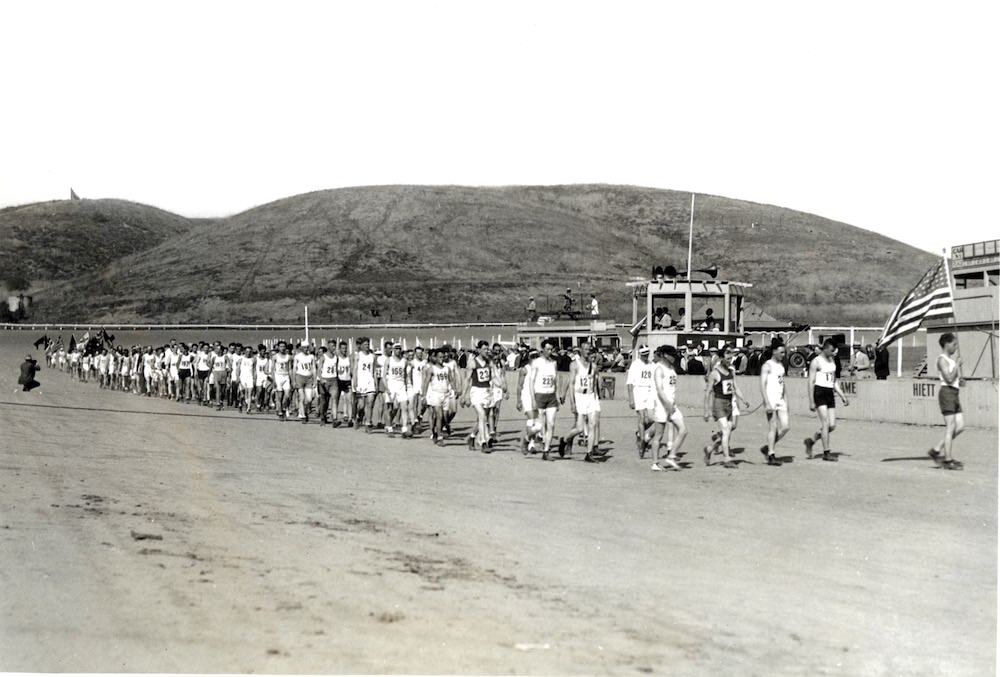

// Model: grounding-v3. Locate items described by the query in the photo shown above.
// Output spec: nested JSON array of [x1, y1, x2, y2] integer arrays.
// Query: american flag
[[876, 259, 954, 348]]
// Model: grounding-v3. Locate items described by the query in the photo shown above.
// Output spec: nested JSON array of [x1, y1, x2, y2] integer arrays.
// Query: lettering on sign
[[838, 380, 857, 395], [912, 382, 937, 398]]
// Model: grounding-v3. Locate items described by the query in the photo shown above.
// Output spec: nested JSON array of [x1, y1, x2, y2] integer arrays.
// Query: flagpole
[[941, 247, 960, 381], [686, 194, 695, 277]]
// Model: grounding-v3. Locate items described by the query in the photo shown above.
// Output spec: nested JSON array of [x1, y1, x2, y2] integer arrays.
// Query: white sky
[[1, 0, 997, 253]]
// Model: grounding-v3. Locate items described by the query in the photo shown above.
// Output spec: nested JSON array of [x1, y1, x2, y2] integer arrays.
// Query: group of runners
[[42, 330, 967, 471]]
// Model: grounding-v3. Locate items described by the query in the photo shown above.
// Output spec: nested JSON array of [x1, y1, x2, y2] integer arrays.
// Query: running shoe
[[722, 460, 738, 469], [703, 444, 713, 466], [435, 439, 446, 447], [767, 454, 783, 467], [803, 437, 815, 459], [557, 437, 567, 457], [584, 452, 596, 463], [521, 437, 529, 455], [928, 449, 942, 465], [650, 463, 663, 472], [466, 435, 475, 451], [542, 448, 549, 461], [661, 456, 681, 471], [943, 459, 964, 471], [759, 444, 770, 461], [822, 451, 838, 462]]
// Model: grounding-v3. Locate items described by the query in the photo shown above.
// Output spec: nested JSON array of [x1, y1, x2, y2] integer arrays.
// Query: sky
[[1, 0, 997, 254]]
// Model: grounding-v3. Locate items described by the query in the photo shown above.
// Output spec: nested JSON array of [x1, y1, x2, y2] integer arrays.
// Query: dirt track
[[0, 343, 995, 675]]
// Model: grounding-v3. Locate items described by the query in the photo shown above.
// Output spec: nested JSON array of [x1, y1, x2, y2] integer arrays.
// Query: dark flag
[[68, 334, 77, 352], [70, 188, 81, 200]]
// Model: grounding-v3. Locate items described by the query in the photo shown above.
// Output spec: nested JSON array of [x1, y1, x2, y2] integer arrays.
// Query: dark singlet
[[712, 366, 734, 400], [470, 357, 491, 389]]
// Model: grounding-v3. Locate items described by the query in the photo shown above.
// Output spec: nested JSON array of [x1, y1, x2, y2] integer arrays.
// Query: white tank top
[[532, 357, 557, 394], [387, 356, 406, 385], [255, 356, 270, 377], [336, 355, 351, 380], [179, 354, 193, 370], [293, 353, 315, 376], [658, 364, 678, 402], [764, 360, 785, 402], [429, 364, 451, 394], [573, 362, 597, 395], [273, 353, 291, 376], [939, 354, 960, 387], [319, 354, 338, 379], [814, 355, 836, 388], [411, 359, 427, 389], [627, 359, 654, 393]]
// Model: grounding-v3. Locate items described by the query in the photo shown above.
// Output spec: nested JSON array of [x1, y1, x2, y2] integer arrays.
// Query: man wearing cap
[[18, 354, 41, 392], [626, 345, 655, 457], [649, 346, 685, 471]]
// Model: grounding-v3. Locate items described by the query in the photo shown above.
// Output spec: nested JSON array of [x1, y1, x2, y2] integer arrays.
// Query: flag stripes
[[877, 259, 954, 348]]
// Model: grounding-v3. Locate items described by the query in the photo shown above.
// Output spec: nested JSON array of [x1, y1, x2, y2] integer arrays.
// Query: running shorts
[[575, 392, 601, 416], [712, 397, 734, 421], [426, 389, 447, 408], [633, 390, 654, 412], [197, 369, 210, 381], [766, 399, 788, 415], [534, 391, 559, 411], [939, 385, 961, 415], [240, 373, 254, 389], [292, 373, 313, 390], [521, 388, 534, 413], [337, 379, 352, 394], [274, 375, 291, 393], [470, 386, 493, 409], [178, 368, 192, 380], [491, 387, 504, 406], [813, 386, 836, 409]]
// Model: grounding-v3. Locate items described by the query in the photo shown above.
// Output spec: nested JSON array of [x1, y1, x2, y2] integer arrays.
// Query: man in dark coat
[[18, 354, 40, 392]]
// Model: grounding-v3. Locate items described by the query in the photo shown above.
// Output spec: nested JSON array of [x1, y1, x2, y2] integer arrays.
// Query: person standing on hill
[[590, 294, 599, 316], [526, 297, 537, 321]]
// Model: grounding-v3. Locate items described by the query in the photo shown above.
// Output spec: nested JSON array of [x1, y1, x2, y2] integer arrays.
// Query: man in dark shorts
[[928, 332, 965, 470], [18, 354, 40, 392]]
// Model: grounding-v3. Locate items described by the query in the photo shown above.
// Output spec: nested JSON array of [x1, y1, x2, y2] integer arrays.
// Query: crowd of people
[[36, 330, 966, 471]]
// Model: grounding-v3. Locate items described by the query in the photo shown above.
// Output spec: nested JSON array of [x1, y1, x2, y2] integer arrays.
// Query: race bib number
[[720, 380, 734, 395], [476, 367, 490, 382], [542, 375, 555, 387]]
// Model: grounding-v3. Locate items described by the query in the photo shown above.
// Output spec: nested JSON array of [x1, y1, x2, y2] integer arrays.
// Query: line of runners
[[43, 332, 967, 470]]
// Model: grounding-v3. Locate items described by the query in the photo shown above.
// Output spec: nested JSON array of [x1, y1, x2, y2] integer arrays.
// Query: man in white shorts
[[462, 340, 494, 452], [272, 341, 293, 419], [422, 349, 456, 446], [441, 345, 461, 436], [626, 345, 656, 457], [759, 342, 789, 466], [384, 343, 411, 437], [649, 346, 685, 471], [292, 341, 316, 423], [515, 348, 540, 454], [410, 346, 428, 428], [558, 343, 603, 462]]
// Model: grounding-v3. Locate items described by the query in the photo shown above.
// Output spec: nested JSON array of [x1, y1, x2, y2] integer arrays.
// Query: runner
[[292, 341, 317, 423], [928, 332, 965, 470], [272, 341, 292, 419], [410, 346, 428, 430], [332, 341, 354, 427], [649, 345, 684, 471], [238, 346, 256, 414], [805, 339, 850, 462], [253, 346, 273, 412], [316, 345, 338, 425], [167, 344, 181, 400], [352, 338, 378, 432], [527, 339, 560, 460], [195, 343, 212, 405], [210, 344, 229, 410], [702, 345, 749, 468], [462, 340, 494, 452], [488, 344, 508, 446], [515, 348, 541, 454], [441, 345, 461, 436], [177, 344, 195, 402], [626, 346, 656, 458], [422, 349, 456, 446], [759, 342, 789, 466], [558, 343, 604, 462], [384, 343, 411, 438]]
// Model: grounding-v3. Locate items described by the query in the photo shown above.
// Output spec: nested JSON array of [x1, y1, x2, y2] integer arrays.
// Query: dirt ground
[[0, 340, 996, 675]]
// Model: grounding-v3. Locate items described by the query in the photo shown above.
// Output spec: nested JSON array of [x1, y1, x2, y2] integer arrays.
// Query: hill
[[29, 185, 936, 325], [0, 198, 194, 288]]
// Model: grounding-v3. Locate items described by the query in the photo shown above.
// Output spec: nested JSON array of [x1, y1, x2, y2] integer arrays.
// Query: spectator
[[18, 354, 40, 392], [590, 294, 599, 316], [662, 309, 674, 328], [526, 297, 537, 321], [874, 344, 891, 380], [685, 348, 707, 375], [733, 348, 749, 374], [610, 347, 626, 372], [704, 308, 717, 331], [853, 345, 873, 379], [677, 307, 686, 329]]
